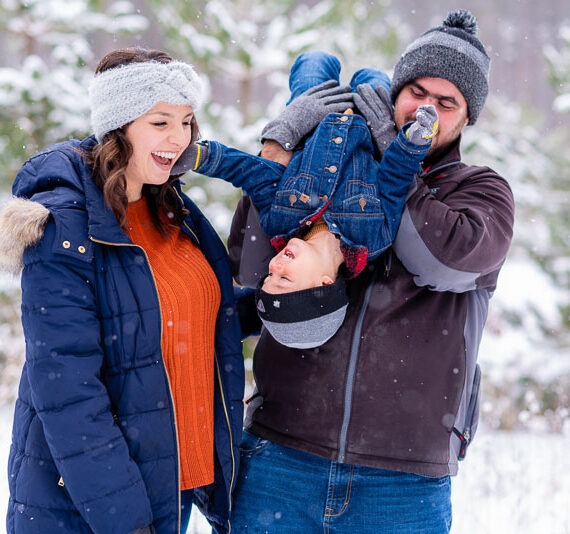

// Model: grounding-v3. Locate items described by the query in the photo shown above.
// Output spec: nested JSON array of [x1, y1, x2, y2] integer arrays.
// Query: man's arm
[[394, 168, 515, 292], [260, 140, 292, 166], [228, 195, 274, 287]]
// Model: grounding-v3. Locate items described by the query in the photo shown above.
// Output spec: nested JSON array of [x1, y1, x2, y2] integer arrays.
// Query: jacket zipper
[[214, 356, 235, 533], [90, 237, 182, 532], [92, 230, 236, 531], [175, 186, 237, 531], [452, 363, 482, 460], [338, 268, 378, 463]]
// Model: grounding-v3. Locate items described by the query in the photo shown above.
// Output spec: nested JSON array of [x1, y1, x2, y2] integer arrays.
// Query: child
[[177, 51, 438, 348]]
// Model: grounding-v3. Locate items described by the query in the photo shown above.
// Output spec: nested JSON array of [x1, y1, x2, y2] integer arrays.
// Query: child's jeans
[[287, 50, 391, 104]]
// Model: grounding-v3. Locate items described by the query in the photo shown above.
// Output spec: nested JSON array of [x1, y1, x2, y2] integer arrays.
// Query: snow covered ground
[[0, 405, 568, 533]]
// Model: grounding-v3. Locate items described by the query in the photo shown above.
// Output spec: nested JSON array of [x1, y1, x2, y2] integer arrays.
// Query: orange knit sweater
[[126, 198, 220, 490]]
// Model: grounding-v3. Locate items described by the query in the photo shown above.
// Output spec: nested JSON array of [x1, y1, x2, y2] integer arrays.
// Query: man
[[228, 9, 514, 532]]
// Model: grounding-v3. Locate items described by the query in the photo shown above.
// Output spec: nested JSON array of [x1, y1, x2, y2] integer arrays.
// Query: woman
[[0, 48, 245, 533]]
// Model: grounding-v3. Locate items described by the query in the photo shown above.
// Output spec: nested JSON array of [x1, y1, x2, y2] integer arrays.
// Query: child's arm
[[180, 140, 287, 214], [373, 105, 439, 245]]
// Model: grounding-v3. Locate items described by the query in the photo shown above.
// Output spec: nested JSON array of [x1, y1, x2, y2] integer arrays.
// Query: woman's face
[[124, 102, 194, 202]]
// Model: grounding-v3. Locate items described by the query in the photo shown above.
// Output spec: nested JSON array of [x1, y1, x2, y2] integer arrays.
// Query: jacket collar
[[73, 136, 131, 245], [78, 136, 198, 246], [420, 136, 463, 181]]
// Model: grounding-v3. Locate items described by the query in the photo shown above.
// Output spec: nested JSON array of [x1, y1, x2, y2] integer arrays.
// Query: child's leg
[[350, 68, 391, 95], [287, 51, 341, 104]]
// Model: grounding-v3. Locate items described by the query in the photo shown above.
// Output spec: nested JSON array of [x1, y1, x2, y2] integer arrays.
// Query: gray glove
[[353, 83, 397, 158], [406, 105, 439, 145], [261, 80, 354, 151]]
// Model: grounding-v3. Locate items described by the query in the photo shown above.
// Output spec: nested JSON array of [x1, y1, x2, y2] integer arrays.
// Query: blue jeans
[[231, 431, 452, 533], [287, 50, 391, 104]]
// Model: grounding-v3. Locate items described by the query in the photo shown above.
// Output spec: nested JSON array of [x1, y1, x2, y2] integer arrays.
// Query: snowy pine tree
[[0, 0, 568, 428], [0, 0, 148, 188]]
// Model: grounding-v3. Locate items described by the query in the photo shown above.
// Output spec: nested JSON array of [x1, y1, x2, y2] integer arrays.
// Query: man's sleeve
[[228, 195, 274, 288], [393, 168, 515, 292]]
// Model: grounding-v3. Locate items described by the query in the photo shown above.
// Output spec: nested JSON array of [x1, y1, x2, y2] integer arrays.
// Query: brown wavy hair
[[87, 48, 199, 234]]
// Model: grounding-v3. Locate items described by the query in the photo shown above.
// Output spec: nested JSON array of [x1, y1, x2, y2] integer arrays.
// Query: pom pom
[[443, 9, 478, 35]]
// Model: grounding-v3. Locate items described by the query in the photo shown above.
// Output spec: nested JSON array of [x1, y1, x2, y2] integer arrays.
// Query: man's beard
[[425, 135, 461, 166]]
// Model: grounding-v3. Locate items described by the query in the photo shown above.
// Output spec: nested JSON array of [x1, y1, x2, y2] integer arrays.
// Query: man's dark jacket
[[229, 138, 514, 476]]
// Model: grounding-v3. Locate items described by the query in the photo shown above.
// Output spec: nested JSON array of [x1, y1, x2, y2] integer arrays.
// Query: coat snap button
[[62, 241, 71, 249], [78, 246, 86, 254], [326, 165, 338, 173], [333, 137, 343, 144]]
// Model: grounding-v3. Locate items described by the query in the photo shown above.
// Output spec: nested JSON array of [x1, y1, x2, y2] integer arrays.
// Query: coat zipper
[[174, 185, 237, 530], [452, 363, 482, 460], [90, 237, 182, 532], [338, 268, 378, 463], [91, 229, 237, 532], [214, 356, 236, 533]]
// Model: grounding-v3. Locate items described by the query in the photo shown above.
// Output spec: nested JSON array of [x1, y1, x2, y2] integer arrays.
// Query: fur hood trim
[[0, 197, 50, 274]]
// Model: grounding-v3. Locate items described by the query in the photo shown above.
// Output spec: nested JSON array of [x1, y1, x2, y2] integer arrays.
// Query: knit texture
[[126, 198, 220, 490], [255, 276, 348, 349], [89, 60, 203, 141], [391, 9, 490, 124]]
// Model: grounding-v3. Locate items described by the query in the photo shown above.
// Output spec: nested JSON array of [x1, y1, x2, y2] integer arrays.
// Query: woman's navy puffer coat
[[3, 136, 245, 533]]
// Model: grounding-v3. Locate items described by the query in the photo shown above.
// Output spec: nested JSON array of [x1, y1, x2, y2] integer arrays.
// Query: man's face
[[394, 77, 469, 157]]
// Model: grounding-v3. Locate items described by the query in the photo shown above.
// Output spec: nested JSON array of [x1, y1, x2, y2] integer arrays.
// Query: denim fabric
[[199, 113, 428, 269], [231, 431, 452, 533], [287, 50, 391, 103], [197, 51, 429, 271], [263, 112, 429, 261]]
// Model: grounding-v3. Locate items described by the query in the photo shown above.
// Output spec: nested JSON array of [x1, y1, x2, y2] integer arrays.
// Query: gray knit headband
[[89, 61, 204, 141]]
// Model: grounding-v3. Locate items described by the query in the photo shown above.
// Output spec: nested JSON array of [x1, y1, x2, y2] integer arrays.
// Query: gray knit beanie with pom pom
[[391, 10, 490, 125]]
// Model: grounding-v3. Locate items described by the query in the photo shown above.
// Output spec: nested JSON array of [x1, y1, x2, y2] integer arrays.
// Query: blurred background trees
[[0, 0, 568, 432]]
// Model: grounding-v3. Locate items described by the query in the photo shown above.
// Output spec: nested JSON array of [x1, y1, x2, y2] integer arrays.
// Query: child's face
[[262, 238, 336, 294]]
